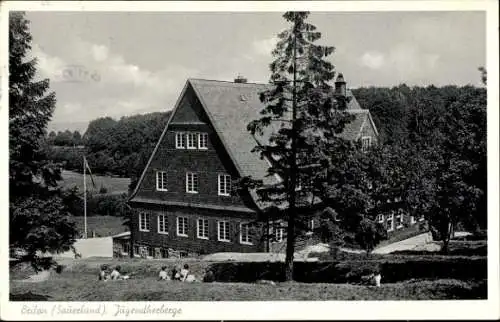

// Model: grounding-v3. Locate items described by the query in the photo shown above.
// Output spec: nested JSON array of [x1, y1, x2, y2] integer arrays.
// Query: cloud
[[252, 37, 278, 56], [34, 38, 199, 124], [360, 51, 385, 70]]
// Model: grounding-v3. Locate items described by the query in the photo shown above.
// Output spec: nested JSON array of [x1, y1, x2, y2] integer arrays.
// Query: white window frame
[[387, 212, 395, 232], [156, 171, 168, 191], [240, 222, 253, 245], [308, 219, 315, 231], [186, 172, 199, 194], [177, 217, 188, 237], [376, 214, 384, 224], [275, 227, 284, 242], [139, 212, 150, 232], [396, 209, 404, 229], [217, 220, 230, 242], [187, 132, 197, 149], [175, 132, 186, 149], [198, 132, 208, 150], [197, 218, 209, 240], [218, 174, 231, 196], [361, 136, 372, 152], [157, 214, 168, 235]]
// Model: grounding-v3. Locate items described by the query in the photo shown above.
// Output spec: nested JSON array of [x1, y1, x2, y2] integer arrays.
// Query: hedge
[[207, 257, 486, 284]]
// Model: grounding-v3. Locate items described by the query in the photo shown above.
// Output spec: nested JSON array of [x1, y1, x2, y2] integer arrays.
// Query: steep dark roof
[[189, 79, 377, 181], [129, 78, 378, 203]]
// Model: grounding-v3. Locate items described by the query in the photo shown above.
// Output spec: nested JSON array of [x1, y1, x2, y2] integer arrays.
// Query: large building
[[125, 75, 413, 259]]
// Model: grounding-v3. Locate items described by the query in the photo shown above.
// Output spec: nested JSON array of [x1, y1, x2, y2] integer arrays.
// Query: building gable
[[129, 81, 258, 212]]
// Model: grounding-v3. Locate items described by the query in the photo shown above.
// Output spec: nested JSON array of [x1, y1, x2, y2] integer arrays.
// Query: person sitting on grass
[[180, 264, 197, 282], [172, 266, 181, 281], [98, 264, 109, 281], [110, 265, 122, 280], [158, 266, 170, 281]]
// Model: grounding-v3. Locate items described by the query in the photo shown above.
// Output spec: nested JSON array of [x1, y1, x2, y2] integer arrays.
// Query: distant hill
[[48, 120, 89, 134]]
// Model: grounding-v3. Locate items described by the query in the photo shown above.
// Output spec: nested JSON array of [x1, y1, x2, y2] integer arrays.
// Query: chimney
[[234, 75, 248, 83], [335, 73, 346, 97]]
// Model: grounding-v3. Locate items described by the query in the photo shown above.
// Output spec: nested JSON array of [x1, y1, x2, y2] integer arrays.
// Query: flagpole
[[83, 156, 87, 239]]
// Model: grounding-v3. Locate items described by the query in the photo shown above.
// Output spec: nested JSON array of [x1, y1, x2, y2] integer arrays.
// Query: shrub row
[[207, 257, 486, 284]]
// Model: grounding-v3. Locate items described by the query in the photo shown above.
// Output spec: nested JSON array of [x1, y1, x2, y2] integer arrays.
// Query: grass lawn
[[9, 258, 486, 301], [72, 215, 127, 237], [59, 170, 131, 194]]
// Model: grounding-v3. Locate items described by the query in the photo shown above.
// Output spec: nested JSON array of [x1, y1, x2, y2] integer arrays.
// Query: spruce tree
[[9, 12, 77, 267], [247, 12, 354, 281]]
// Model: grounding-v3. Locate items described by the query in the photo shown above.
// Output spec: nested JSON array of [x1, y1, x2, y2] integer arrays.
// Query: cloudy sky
[[24, 11, 485, 132]]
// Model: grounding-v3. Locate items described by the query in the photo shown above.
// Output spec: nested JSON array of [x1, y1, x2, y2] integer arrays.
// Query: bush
[[207, 256, 486, 284]]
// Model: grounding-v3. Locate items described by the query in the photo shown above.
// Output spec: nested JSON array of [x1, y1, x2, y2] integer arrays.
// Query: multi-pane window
[[197, 218, 209, 239], [240, 223, 253, 245], [177, 217, 188, 237], [198, 133, 208, 149], [156, 171, 168, 191], [308, 219, 315, 231], [217, 220, 230, 242], [387, 212, 395, 232], [187, 132, 197, 149], [275, 227, 284, 242], [175, 132, 186, 149], [376, 214, 384, 224], [186, 172, 199, 193], [157, 214, 168, 234], [396, 209, 404, 228], [361, 136, 372, 152], [218, 174, 231, 196], [139, 212, 150, 232]]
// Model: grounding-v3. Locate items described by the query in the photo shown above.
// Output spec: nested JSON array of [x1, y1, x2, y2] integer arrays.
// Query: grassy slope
[[72, 215, 127, 237], [59, 170, 131, 194], [9, 258, 486, 301]]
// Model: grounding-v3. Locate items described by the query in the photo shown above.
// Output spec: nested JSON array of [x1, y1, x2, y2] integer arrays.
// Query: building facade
[[127, 76, 393, 258]]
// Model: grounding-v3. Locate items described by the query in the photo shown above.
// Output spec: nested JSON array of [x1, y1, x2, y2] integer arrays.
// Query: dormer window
[[361, 136, 372, 152]]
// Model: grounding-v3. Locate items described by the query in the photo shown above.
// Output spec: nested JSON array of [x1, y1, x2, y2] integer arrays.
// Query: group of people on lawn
[[98, 263, 198, 282]]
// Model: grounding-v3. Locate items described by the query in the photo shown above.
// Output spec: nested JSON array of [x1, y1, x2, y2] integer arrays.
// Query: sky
[[23, 11, 486, 133]]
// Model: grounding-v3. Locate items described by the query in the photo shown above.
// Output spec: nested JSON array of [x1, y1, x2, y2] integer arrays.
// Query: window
[[187, 132, 197, 149], [156, 171, 168, 191], [240, 223, 254, 245], [217, 220, 230, 242], [133, 245, 140, 257], [387, 212, 394, 232], [376, 214, 384, 224], [275, 227, 284, 242], [147, 246, 154, 258], [177, 217, 188, 237], [139, 212, 150, 232], [186, 172, 199, 193], [396, 209, 404, 229], [198, 133, 208, 149], [361, 136, 372, 152], [197, 218, 209, 240], [122, 243, 130, 255], [218, 174, 231, 196], [175, 132, 186, 149], [308, 219, 315, 231], [157, 214, 168, 234]]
